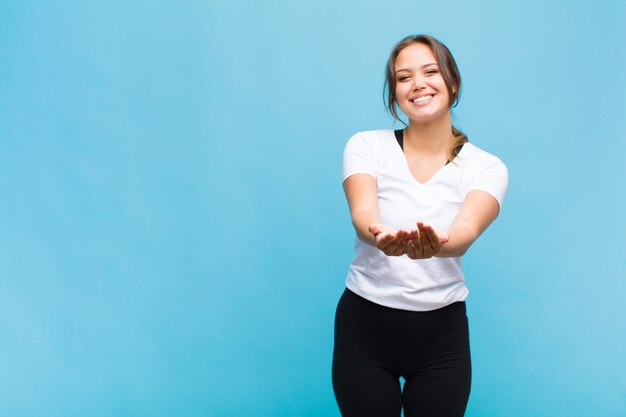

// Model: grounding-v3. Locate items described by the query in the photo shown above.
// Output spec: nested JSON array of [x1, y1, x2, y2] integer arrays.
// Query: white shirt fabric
[[342, 129, 508, 311]]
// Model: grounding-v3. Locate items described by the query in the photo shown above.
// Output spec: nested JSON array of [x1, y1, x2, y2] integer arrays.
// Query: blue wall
[[1, 1, 625, 416]]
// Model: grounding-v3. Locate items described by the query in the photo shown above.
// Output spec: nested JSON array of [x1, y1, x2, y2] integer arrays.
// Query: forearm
[[350, 211, 379, 247], [436, 224, 478, 258], [436, 191, 500, 258]]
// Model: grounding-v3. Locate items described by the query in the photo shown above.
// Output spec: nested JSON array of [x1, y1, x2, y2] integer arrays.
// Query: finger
[[379, 232, 399, 254], [417, 223, 431, 254], [377, 233, 394, 250], [397, 229, 410, 243], [416, 223, 436, 258], [399, 229, 413, 254], [390, 230, 408, 256], [421, 224, 441, 251], [406, 241, 415, 259], [426, 226, 448, 250], [406, 231, 418, 259], [411, 229, 423, 256], [368, 223, 383, 236], [397, 231, 412, 256], [411, 229, 420, 249]]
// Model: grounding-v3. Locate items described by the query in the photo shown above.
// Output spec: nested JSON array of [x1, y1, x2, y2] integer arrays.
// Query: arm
[[436, 190, 501, 258], [343, 174, 411, 255]]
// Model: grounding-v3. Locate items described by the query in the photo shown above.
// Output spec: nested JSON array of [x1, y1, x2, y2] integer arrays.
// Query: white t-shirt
[[342, 129, 508, 311]]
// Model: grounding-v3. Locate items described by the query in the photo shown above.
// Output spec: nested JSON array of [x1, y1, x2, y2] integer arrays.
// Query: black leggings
[[332, 288, 471, 417]]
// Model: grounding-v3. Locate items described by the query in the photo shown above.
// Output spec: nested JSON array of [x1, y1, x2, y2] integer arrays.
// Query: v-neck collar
[[392, 129, 466, 186]]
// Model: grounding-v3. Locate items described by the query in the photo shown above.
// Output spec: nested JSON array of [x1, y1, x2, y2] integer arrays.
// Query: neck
[[403, 113, 454, 155]]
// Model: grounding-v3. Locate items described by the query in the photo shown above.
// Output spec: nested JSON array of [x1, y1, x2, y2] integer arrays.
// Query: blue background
[[1, 1, 625, 416]]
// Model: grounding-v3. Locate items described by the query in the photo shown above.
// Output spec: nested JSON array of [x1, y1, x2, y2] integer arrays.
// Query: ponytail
[[448, 127, 468, 162]]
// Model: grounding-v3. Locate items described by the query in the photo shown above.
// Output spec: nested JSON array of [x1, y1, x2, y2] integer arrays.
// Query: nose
[[413, 77, 426, 90]]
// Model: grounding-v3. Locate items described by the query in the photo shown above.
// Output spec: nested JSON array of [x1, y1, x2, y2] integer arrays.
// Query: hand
[[406, 222, 449, 259], [368, 223, 412, 257]]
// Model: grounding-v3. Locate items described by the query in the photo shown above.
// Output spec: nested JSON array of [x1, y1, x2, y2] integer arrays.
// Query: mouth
[[411, 94, 434, 104]]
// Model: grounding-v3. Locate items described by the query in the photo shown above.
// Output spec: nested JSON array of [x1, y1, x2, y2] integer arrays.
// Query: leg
[[332, 289, 403, 417], [401, 356, 471, 417], [332, 355, 402, 417], [402, 302, 472, 417]]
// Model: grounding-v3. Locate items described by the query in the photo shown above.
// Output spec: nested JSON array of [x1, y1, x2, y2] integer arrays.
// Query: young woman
[[332, 35, 509, 417]]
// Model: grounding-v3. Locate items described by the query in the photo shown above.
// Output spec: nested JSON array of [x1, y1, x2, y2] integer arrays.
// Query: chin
[[407, 112, 448, 124]]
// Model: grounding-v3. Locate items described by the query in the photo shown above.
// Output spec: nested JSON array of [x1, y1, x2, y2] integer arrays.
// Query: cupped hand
[[406, 222, 449, 259], [368, 223, 412, 257]]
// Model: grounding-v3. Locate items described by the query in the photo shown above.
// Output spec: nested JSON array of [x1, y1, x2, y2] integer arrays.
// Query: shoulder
[[342, 130, 397, 180], [344, 129, 396, 155], [458, 142, 507, 171], [457, 143, 509, 206], [347, 129, 395, 145]]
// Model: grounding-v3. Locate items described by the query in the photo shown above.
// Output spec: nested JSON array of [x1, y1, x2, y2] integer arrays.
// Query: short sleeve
[[342, 133, 378, 182], [467, 158, 509, 208]]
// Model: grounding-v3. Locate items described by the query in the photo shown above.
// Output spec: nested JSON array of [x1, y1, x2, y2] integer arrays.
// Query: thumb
[[438, 231, 449, 244], [368, 223, 383, 236]]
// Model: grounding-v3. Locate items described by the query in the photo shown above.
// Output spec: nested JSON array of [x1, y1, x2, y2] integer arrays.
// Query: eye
[[425, 69, 439, 75], [397, 75, 411, 82]]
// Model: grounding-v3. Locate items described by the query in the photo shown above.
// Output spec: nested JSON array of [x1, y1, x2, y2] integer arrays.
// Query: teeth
[[413, 95, 433, 103]]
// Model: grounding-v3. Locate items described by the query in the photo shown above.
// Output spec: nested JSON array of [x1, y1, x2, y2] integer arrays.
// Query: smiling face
[[394, 42, 452, 124]]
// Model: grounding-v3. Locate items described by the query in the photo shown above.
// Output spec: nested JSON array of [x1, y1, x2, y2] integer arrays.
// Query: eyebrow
[[395, 63, 438, 73]]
